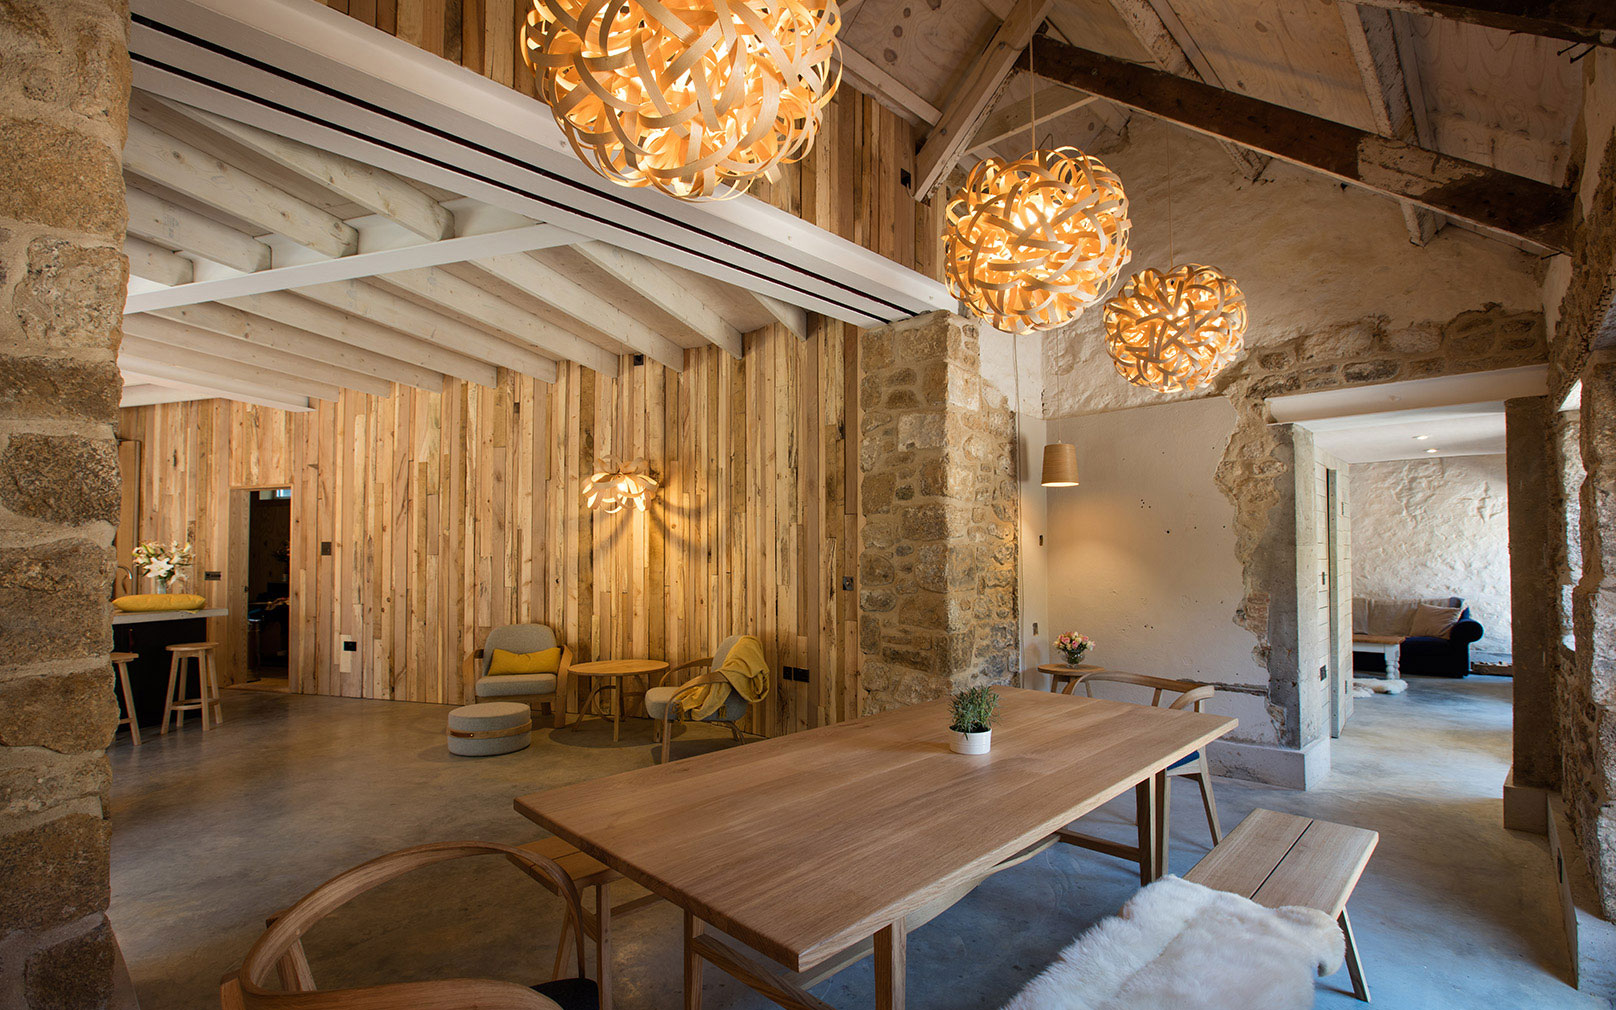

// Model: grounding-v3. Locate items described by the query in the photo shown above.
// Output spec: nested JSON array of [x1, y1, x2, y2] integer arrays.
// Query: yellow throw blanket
[[679, 636, 770, 721]]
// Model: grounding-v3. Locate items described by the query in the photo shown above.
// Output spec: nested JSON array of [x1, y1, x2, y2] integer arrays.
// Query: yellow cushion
[[488, 647, 561, 675], [113, 594, 207, 613]]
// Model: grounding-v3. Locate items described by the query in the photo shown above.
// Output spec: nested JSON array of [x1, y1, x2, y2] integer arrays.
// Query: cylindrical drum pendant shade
[[1041, 443, 1080, 487]]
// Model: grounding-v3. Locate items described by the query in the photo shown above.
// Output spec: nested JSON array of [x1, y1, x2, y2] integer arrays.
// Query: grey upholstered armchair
[[471, 624, 572, 729]]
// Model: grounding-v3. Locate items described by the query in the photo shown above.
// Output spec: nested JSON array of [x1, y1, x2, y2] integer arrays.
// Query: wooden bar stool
[[162, 642, 222, 733], [111, 651, 141, 746]]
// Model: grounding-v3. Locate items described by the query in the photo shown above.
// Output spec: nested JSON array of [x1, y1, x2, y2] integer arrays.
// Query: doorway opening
[[241, 487, 291, 692]]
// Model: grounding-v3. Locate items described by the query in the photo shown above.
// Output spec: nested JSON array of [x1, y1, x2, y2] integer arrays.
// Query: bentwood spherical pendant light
[[521, 0, 842, 200], [944, 148, 1132, 333], [1102, 263, 1248, 393]]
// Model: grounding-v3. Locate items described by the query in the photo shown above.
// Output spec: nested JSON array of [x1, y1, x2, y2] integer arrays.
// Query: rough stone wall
[[1350, 455, 1513, 656], [0, 2, 130, 1007], [858, 312, 1018, 713]]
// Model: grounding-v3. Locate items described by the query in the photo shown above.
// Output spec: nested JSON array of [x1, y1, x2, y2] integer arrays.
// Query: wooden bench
[[1185, 808, 1378, 1003]]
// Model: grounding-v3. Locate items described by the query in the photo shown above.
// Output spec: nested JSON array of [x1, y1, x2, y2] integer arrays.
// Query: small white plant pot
[[950, 729, 992, 755]]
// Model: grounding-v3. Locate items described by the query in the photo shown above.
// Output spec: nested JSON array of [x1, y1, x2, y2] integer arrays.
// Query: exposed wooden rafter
[[835, 46, 943, 127], [124, 314, 396, 398], [1339, 2, 1442, 245], [119, 371, 311, 413], [125, 186, 272, 273], [119, 340, 342, 402], [1021, 38, 1575, 253], [1099, 0, 1269, 180], [124, 236, 193, 286], [967, 82, 1096, 156], [912, 0, 1055, 198], [751, 293, 809, 341], [1346, 0, 1615, 48], [575, 241, 744, 359]]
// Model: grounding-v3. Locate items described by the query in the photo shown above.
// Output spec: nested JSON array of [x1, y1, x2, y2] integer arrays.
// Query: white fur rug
[[1002, 876, 1345, 1010]]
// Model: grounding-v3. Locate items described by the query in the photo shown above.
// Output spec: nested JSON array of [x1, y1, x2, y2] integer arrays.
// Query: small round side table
[[570, 659, 668, 742], [1037, 663, 1106, 696]]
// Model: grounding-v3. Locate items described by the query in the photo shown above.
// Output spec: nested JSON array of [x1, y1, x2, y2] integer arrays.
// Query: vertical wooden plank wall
[[117, 321, 863, 731]]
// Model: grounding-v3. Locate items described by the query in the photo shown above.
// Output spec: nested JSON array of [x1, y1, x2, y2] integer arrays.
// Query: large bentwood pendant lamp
[[1041, 443, 1079, 487], [943, 48, 1132, 334], [521, 0, 842, 200]]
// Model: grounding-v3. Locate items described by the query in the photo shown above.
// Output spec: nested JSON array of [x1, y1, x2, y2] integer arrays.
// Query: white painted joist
[[120, 382, 205, 408], [125, 186, 272, 273], [574, 241, 744, 358], [119, 342, 340, 402], [164, 99, 456, 241], [219, 290, 497, 387], [122, 221, 577, 313], [469, 253, 686, 371], [120, 369, 312, 412], [124, 118, 359, 258], [125, 236, 194, 285], [124, 313, 396, 397], [751, 291, 809, 340], [377, 265, 620, 375], [295, 279, 561, 382], [146, 300, 443, 389]]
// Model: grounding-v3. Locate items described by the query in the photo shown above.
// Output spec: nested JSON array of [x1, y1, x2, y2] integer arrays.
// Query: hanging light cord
[[1166, 125, 1175, 269], [1026, 36, 1038, 155]]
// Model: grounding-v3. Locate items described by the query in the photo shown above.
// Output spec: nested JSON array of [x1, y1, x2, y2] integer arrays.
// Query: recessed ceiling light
[[1425, 448, 1439, 454], [1413, 434, 1429, 440]]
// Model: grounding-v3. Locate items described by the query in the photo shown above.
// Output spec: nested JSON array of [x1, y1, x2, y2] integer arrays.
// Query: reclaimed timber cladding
[[117, 320, 866, 733]]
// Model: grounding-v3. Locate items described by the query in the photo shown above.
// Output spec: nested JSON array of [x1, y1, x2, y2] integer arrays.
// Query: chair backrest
[[221, 841, 584, 1010], [480, 625, 559, 679], [709, 634, 743, 672], [1072, 671, 1214, 712]]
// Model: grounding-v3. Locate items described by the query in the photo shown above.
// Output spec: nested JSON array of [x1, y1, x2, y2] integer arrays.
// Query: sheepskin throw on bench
[[1002, 876, 1345, 1010]]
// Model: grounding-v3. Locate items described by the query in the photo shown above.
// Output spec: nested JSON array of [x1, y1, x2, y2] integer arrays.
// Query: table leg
[[874, 921, 906, 1010], [1384, 645, 1400, 681], [596, 881, 613, 1010], [683, 912, 703, 1010], [1154, 770, 1170, 879], [1135, 775, 1158, 886], [612, 678, 623, 742]]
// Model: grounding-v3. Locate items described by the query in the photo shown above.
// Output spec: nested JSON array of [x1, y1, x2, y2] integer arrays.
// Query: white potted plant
[[948, 685, 1000, 755]]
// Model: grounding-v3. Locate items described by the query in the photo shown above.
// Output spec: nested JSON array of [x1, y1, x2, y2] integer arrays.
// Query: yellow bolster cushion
[[488, 647, 561, 676], [113, 594, 208, 612]]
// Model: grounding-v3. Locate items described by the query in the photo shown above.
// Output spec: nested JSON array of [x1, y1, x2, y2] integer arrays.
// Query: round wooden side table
[[570, 659, 668, 742], [1036, 663, 1106, 695]]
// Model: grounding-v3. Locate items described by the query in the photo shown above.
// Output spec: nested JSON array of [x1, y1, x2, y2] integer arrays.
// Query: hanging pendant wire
[[1166, 126, 1175, 269], [1026, 37, 1038, 154]]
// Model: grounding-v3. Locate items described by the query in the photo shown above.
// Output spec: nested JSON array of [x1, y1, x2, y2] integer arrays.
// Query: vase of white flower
[[132, 541, 195, 593], [1054, 632, 1093, 667]]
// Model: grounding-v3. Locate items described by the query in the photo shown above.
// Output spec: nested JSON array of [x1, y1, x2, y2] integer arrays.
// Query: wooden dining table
[[514, 685, 1235, 1010]]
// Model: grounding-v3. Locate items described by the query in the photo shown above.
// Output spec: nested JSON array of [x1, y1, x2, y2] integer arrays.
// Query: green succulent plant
[[949, 685, 1001, 734]]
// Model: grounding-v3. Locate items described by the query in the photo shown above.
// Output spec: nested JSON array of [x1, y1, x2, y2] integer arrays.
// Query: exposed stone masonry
[[0, 1, 130, 1007], [858, 312, 1018, 713]]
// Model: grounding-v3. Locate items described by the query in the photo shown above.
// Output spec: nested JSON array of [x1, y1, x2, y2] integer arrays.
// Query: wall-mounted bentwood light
[[584, 461, 659, 513], [1041, 443, 1079, 487]]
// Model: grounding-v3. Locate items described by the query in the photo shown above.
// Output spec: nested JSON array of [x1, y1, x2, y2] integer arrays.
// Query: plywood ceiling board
[[982, 72, 1121, 159], [1162, 0, 1378, 132], [842, 0, 1004, 109], [1047, 0, 1156, 61], [1399, 14, 1581, 186]]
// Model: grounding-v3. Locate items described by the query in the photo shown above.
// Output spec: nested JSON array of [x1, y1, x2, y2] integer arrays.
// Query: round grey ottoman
[[446, 701, 532, 757]]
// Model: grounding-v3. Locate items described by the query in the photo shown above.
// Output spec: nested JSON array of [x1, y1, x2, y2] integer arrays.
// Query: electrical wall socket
[[339, 636, 356, 673]]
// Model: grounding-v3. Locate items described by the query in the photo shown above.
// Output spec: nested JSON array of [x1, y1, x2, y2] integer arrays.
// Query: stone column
[[1571, 356, 1616, 914], [1504, 396, 1558, 832], [0, 2, 130, 1007], [858, 312, 1018, 713]]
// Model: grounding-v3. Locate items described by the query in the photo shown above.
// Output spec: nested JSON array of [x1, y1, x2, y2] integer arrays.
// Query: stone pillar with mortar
[[0, 1, 130, 1006], [858, 311, 1018, 714]]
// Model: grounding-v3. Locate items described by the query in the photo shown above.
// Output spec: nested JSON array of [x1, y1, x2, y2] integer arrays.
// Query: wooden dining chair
[[218, 841, 599, 1010], [1059, 671, 1224, 872]]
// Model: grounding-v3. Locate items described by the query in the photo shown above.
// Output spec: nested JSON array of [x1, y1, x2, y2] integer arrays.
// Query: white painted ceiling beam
[[146, 300, 444, 390], [125, 186, 273, 273], [120, 369, 312, 412], [295, 279, 561, 383], [124, 118, 359, 258], [120, 382, 203, 408], [751, 292, 809, 340], [219, 290, 497, 387], [162, 99, 456, 241], [469, 253, 686, 371], [124, 313, 396, 398], [122, 221, 577, 313], [377, 265, 620, 376], [574, 241, 744, 359], [120, 342, 341, 402], [125, 236, 193, 286]]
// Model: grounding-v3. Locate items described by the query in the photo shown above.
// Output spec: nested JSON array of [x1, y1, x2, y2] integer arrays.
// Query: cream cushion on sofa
[[1409, 604, 1463, 639], [1353, 597, 1463, 637]]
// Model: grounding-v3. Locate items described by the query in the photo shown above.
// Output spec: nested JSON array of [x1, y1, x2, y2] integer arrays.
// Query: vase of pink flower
[[1054, 632, 1092, 667]]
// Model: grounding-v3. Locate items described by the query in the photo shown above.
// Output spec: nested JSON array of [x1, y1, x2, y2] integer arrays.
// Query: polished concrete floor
[[108, 677, 1606, 1009]]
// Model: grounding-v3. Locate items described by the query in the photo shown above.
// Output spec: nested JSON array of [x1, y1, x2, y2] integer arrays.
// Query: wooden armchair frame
[[471, 644, 575, 730], [653, 656, 750, 764], [1058, 671, 1224, 876], [219, 841, 596, 1010]]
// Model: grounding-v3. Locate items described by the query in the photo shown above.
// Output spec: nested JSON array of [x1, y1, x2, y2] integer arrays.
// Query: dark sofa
[[1353, 595, 1484, 678]]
